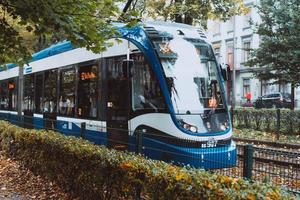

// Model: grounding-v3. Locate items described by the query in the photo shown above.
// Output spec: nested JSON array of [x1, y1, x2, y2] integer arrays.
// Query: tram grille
[[143, 26, 160, 38], [197, 28, 207, 39], [144, 25, 207, 39]]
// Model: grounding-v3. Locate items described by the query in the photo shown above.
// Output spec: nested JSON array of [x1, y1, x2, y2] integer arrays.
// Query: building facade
[[206, 0, 300, 108]]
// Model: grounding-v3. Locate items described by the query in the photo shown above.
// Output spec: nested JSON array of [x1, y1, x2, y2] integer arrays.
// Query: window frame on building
[[241, 37, 252, 63], [243, 78, 251, 98], [212, 42, 221, 64], [212, 21, 221, 37], [243, 10, 252, 30], [226, 41, 234, 69], [226, 17, 234, 33]]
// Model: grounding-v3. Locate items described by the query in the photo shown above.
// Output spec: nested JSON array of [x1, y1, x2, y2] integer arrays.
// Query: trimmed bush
[[0, 121, 294, 200], [234, 108, 300, 135]]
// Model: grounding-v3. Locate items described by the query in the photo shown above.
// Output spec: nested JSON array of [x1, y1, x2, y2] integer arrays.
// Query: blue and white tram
[[0, 21, 236, 169]]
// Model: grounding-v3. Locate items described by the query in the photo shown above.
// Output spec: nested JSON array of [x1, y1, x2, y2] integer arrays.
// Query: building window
[[227, 17, 234, 33], [243, 14, 251, 29], [212, 43, 221, 63], [59, 67, 75, 116], [77, 65, 98, 118], [212, 21, 221, 36], [243, 78, 251, 97], [261, 81, 267, 95], [226, 42, 234, 69], [261, 80, 273, 95], [214, 47, 221, 63], [44, 69, 57, 113], [279, 83, 288, 93], [242, 40, 251, 62], [243, 10, 251, 29]]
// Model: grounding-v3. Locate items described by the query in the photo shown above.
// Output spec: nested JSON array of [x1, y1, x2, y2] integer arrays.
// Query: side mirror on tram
[[122, 59, 134, 78], [225, 64, 232, 81], [220, 66, 227, 81], [220, 64, 231, 81]]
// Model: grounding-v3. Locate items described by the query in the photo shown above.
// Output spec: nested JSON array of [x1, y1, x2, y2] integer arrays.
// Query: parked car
[[254, 92, 292, 109], [241, 102, 254, 108]]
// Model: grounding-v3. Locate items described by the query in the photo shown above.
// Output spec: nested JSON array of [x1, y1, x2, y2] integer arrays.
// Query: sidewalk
[[0, 152, 71, 200], [0, 192, 25, 200]]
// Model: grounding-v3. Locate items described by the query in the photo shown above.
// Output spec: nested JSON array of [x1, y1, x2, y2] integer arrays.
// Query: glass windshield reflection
[[154, 37, 224, 115]]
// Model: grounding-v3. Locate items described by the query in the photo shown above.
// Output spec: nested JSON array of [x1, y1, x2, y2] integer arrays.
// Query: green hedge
[[0, 121, 294, 200], [233, 108, 300, 135]]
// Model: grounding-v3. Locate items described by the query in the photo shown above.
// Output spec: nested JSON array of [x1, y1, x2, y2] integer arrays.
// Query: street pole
[[122, 0, 134, 13], [232, 15, 236, 109], [17, 66, 24, 126]]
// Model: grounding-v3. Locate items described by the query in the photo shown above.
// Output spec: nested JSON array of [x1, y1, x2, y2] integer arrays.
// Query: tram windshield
[[153, 37, 225, 115]]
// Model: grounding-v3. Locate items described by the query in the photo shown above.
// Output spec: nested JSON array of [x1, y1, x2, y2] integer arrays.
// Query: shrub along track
[[0, 121, 296, 200]]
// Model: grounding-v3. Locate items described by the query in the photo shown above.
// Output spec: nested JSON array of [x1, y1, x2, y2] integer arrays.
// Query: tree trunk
[[291, 83, 295, 110], [184, 15, 193, 25], [174, 0, 183, 23], [175, 15, 183, 23], [123, 0, 134, 13]]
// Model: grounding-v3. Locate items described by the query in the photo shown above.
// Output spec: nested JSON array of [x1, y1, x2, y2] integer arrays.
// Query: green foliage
[[234, 108, 300, 135], [233, 128, 300, 144], [142, 0, 249, 27], [0, 121, 295, 200], [0, 0, 123, 65], [246, 0, 300, 87]]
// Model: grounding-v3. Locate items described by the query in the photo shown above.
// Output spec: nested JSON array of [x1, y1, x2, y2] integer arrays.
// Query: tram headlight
[[189, 125, 198, 133], [220, 122, 228, 131], [182, 122, 198, 133], [206, 122, 211, 129]]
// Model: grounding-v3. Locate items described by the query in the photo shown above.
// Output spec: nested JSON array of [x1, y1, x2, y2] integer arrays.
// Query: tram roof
[[2, 40, 73, 71], [1, 21, 206, 71]]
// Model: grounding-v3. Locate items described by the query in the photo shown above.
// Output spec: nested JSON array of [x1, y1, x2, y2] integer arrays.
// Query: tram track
[[237, 152, 300, 169], [233, 137, 300, 150], [235, 144, 300, 176]]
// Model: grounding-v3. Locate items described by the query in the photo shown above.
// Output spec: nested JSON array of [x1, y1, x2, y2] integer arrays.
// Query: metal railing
[[214, 144, 300, 195], [232, 108, 300, 135], [0, 113, 299, 194]]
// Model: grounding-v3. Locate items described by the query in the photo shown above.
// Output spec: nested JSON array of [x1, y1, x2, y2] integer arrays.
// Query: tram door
[[23, 74, 35, 129], [106, 57, 131, 150]]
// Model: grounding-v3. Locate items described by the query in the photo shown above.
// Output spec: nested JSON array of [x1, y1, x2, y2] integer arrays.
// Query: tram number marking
[[201, 139, 217, 148]]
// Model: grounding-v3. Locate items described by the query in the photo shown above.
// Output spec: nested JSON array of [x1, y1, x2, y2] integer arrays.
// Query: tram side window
[[107, 56, 126, 79], [0, 81, 8, 110], [131, 54, 166, 111], [24, 74, 35, 111], [35, 73, 44, 113], [77, 65, 98, 118], [106, 56, 129, 114], [8, 79, 17, 111], [59, 67, 75, 116], [44, 70, 57, 113]]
